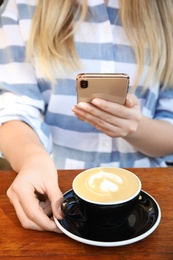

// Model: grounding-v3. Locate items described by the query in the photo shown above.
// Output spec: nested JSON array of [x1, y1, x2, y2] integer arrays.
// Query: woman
[[0, 0, 173, 232]]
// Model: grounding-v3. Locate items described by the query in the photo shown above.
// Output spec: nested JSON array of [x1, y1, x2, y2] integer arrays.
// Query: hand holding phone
[[76, 73, 130, 105]]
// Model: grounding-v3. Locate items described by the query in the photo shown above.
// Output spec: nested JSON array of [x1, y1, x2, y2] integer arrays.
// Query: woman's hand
[[0, 121, 63, 233], [6, 156, 63, 233], [72, 93, 142, 138]]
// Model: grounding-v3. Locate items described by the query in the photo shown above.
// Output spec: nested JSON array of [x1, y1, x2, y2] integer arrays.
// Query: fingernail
[[126, 98, 132, 107], [57, 207, 64, 219], [92, 99, 100, 107], [78, 102, 87, 110]]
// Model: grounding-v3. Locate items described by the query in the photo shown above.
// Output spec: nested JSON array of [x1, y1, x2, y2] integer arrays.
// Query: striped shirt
[[0, 0, 173, 169]]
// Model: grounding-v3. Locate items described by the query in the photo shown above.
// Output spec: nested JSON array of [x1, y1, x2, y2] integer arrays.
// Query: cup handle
[[61, 196, 86, 222]]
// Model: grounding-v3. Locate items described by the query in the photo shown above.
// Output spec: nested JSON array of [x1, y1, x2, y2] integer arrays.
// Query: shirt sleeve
[[0, 1, 52, 155], [0, 91, 53, 155], [155, 87, 173, 163], [154, 87, 173, 125]]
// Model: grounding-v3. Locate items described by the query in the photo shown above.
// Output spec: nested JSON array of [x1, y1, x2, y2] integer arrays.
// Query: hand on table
[[7, 159, 63, 233]]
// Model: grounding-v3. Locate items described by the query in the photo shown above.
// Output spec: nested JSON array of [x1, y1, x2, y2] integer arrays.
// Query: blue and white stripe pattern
[[0, 0, 173, 168]]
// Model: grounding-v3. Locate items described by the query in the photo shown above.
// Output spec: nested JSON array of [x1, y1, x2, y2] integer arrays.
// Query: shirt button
[[103, 141, 110, 147]]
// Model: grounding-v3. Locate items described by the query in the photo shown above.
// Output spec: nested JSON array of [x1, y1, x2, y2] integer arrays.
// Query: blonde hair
[[120, 0, 173, 90], [27, 0, 87, 81], [27, 0, 173, 90]]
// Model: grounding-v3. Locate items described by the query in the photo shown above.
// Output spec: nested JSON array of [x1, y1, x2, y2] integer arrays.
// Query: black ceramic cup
[[61, 167, 141, 227]]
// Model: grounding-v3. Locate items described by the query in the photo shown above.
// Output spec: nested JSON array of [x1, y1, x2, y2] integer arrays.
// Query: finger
[[39, 199, 52, 217], [73, 100, 140, 136], [44, 181, 64, 220], [74, 101, 126, 127], [75, 111, 125, 137], [15, 186, 62, 233], [8, 192, 45, 231], [75, 104, 139, 137], [125, 97, 133, 107], [76, 100, 132, 120], [125, 93, 139, 107]]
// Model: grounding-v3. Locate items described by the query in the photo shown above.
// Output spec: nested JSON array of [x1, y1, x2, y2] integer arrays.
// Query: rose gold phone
[[76, 73, 130, 105]]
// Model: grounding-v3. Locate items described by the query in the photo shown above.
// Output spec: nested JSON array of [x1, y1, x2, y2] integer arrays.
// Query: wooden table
[[0, 168, 173, 259]]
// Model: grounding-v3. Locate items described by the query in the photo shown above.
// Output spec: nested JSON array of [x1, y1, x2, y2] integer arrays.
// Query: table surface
[[0, 168, 173, 260]]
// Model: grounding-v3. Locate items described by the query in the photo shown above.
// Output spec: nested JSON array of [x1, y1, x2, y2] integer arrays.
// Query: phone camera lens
[[80, 80, 88, 89]]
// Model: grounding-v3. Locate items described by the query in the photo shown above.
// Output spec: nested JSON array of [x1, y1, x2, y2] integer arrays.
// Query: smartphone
[[76, 73, 130, 105]]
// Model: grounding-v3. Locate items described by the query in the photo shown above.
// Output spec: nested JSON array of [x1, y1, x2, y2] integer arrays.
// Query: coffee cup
[[61, 167, 141, 227]]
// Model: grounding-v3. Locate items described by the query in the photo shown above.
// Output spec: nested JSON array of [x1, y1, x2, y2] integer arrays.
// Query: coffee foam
[[73, 168, 141, 204], [88, 171, 123, 193]]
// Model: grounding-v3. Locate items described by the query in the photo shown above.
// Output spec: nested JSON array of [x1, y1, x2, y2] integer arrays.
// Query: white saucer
[[54, 190, 161, 247]]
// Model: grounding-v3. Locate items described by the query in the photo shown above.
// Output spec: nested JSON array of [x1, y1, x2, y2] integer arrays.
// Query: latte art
[[73, 168, 141, 204], [87, 171, 124, 194]]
